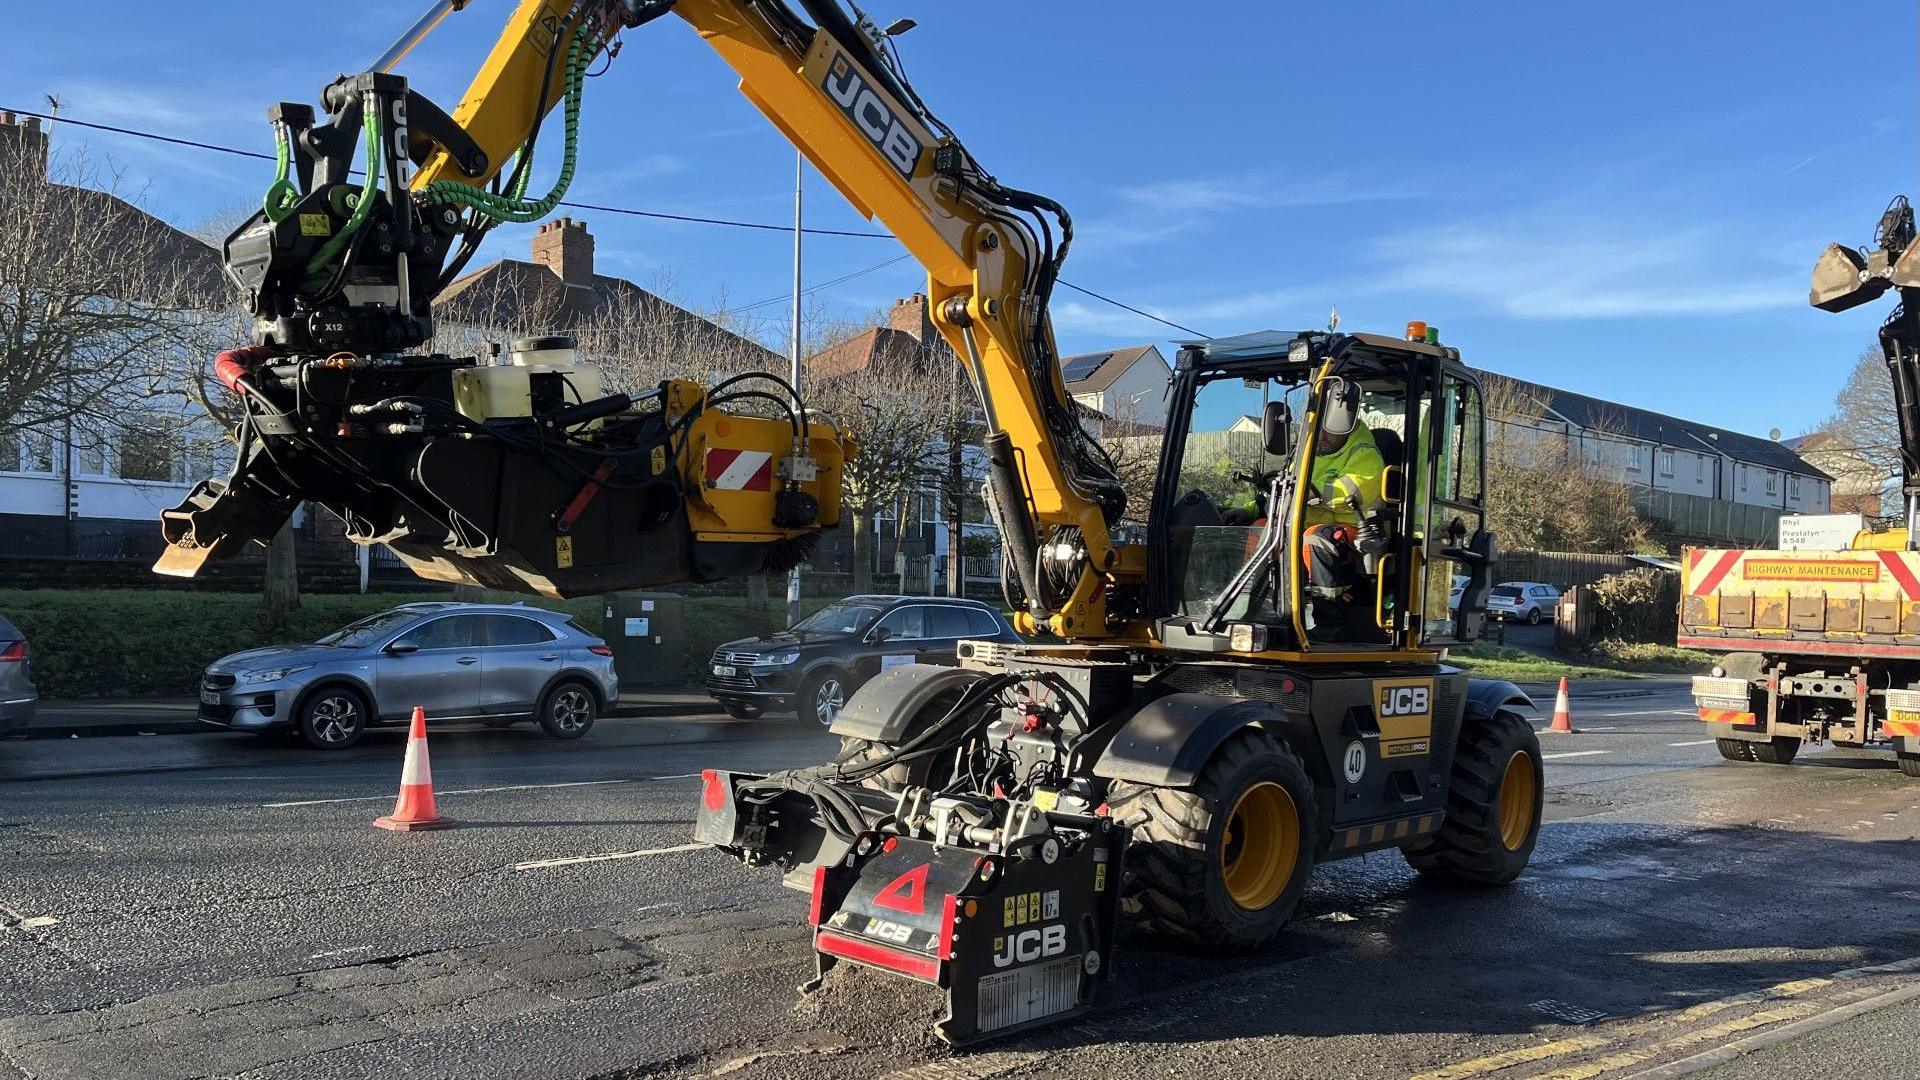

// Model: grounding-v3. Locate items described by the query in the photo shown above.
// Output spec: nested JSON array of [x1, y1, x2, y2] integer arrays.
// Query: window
[[394, 615, 484, 651], [1740, 468, 1749, 493], [872, 606, 928, 641], [1695, 456, 1705, 481], [927, 606, 973, 638], [1658, 449, 1674, 478], [75, 431, 108, 476], [1626, 447, 1642, 473], [965, 608, 1002, 636], [1765, 471, 1778, 496], [1788, 476, 1801, 499], [486, 615, 555, 646], [118, 423, 177, 482], [1585, 439, 1602, 464]]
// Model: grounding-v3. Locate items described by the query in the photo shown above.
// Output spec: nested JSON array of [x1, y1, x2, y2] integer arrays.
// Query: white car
[[1486, 582, 1561, 625]]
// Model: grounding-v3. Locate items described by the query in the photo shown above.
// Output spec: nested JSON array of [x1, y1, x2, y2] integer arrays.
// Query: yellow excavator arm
[[159, 0, 1136, 633]]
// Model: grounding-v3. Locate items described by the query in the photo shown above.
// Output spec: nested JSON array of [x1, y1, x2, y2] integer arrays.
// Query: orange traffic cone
[[374, 707, 454, 831], [1548, 676, 1577, 734]]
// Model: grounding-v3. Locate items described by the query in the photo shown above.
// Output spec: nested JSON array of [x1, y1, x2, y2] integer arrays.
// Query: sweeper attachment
[[694, 665, 1129, 1045]]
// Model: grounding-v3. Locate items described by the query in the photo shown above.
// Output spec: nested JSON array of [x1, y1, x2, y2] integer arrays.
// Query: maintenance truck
[[1683, 197, 1920, 779], [159, 0, 1544, 1044]]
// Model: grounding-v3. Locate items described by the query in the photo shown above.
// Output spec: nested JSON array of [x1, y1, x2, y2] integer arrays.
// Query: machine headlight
[[239, 665, 312, 683], [755, 651, 800, 666]]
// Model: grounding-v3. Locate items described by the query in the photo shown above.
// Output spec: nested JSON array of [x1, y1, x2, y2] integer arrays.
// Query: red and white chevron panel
[[706, 448, 773, 491]]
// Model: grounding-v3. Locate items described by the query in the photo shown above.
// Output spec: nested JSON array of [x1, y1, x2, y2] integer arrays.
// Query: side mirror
[[384, 641, 418, 655], [1261, 400, 1293, 457]]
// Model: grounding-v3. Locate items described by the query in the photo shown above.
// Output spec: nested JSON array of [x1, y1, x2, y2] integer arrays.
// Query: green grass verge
[[0, 588, 831, 699], [1450, 639, 1714, 683]]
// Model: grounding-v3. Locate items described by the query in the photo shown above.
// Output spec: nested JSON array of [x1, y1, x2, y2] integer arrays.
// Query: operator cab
[[1147, 328, 1496, 656]]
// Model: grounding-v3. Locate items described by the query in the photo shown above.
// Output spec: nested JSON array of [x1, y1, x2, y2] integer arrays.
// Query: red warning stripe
[[1690, 550, 1743, 597], [1884, 719, 1920, 737], [1697, 708, 1755, 725], [814, 930, 941, 982], [1877, 551, 1920, 599]]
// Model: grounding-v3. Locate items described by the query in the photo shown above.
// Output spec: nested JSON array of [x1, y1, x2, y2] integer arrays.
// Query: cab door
[[1418, 369, 1489, 647]]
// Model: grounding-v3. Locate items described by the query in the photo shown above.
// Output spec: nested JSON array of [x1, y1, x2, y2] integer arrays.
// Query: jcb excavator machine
[[162, 0, 1544, 1045]]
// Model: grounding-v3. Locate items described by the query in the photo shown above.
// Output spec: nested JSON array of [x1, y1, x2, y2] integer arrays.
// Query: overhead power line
[[2, 105, 1210, 339]]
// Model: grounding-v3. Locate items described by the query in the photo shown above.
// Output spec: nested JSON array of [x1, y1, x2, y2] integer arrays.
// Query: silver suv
[[199, 602, 618, 749]]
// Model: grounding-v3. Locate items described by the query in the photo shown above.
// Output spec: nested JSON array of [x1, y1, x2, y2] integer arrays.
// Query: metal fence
[[1631, 489, 1782, 548]]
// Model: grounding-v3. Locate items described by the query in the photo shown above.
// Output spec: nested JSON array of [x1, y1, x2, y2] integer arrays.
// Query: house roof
[[805, 324, 957, 379], [1493, 374, 1832, 482], [435, 258, 781, 366], [1060, 344, 1161, 393]]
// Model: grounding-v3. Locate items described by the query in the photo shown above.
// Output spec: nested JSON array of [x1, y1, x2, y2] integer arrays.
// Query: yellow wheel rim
[[1496, 750, 1537, 852], [1220, 781, 1299, 911]]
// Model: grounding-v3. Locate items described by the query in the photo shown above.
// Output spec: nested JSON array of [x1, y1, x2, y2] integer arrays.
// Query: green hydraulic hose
[[304, 107, 384, 278], [419, 30, 597, 224], [262, 126, 300, 224]]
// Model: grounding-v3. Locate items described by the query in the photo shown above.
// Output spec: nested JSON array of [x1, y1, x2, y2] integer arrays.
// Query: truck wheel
[[831, 674, 984, 793], [1109, 729, 1317, 950], [1403, 709, 1541, 885], [1748, 736, 1801, 765], [1898, 753, 1920, 778], [1716, 738, 1756, 762]]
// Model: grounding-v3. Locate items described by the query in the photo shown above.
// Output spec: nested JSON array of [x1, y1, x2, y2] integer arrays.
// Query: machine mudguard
[[830, 664, 984, 743], [1464, 678, 1532, 720], [807, 826, 1126, 1045], [1091, 692, 1282, 789]]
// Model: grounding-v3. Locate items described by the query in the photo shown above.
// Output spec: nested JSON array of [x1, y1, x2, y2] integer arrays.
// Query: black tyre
[[1403, 708, 1541, 885], [296, 685, 369, 750], [1109, 729, 1317, 949], [1748, 736, 1801, 765], [1716, 738, 1756, 762], [1897, 753, 1920, 779], [798, 668, 852, 727], [722, 702, 764, 720], [537, 680, 597, 739]]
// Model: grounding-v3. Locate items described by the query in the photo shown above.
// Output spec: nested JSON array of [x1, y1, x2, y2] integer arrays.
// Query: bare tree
[[0, 137, 218, 442], [1482, 375, 1649, 553]]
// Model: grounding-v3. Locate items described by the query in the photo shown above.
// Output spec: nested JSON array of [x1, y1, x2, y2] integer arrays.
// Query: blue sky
[[1, 1, 1912, 439]]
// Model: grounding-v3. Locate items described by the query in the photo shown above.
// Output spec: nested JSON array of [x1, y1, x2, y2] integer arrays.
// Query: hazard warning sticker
[[705, 448, 773, 491]]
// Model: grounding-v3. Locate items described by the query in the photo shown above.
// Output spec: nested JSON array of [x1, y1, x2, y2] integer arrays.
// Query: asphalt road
[[3, 690, 1915, 1080]]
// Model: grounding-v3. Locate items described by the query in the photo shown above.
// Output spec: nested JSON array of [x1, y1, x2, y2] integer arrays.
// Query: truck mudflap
[[693, 768, 1129, 1045]]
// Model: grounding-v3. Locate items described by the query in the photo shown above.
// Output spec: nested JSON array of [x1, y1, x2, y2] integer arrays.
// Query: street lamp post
[[786, 151, 804, 628]]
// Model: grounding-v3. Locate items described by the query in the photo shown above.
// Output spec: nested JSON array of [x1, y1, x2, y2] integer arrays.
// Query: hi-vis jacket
[[1305, 423, 1384, 527]]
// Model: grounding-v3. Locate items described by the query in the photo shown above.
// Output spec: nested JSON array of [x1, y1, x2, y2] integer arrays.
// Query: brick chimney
[[0, 111, 50, 179], [888, 293, 934, 343], [533, 216, 594, 286]]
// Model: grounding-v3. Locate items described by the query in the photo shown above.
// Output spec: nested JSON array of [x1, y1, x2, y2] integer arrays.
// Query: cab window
[[928, 606, 973, 638]]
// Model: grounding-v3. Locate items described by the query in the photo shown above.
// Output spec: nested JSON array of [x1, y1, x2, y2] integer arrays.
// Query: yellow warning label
[[298, 213, 332, 237], [651, 445, 667, 475], [1094, 863, 1107, 892], [556, 536, 574, 569], [1742, 559, 1879, 582]]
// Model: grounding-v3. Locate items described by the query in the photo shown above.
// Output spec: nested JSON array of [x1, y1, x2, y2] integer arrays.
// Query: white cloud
[[1076, 174, 1422, 256], [1368, 213, 1803, 320]]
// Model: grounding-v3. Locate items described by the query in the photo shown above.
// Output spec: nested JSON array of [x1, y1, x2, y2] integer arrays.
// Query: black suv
[[706, 595, 1021, 725]]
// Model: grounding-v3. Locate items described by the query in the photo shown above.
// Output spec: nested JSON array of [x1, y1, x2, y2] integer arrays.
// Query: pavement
[[2, 688, 1915, 1079], [18, 690, 726, 739]]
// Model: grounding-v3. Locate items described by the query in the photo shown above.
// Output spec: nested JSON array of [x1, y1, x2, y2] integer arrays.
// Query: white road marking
[[1669, 739, 1717, 746], [308, 945, 378, 960], [264, 778, 632, 808], [1542, 750, 1611, 760], [513, 842, 706, 871]]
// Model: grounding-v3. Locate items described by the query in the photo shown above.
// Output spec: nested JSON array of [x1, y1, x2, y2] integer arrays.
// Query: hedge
[[0, 588, 817, 699]]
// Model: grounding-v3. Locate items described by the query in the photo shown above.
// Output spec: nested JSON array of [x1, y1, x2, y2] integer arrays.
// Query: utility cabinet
[[603, 592, 686, 687]]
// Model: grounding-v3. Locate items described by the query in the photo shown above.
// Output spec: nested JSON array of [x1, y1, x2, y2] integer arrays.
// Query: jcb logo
[[1380, 685, 1429, 717], [822, 54, 923, 178], [992, 923, 1066, 969]]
